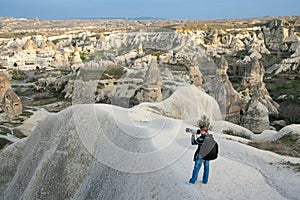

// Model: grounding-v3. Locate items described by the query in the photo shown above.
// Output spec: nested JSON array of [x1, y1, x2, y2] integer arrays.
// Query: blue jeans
[[189, 156, 210, 184]]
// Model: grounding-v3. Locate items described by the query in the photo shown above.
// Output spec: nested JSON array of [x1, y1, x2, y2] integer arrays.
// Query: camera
[[185, 128, 199, 134]]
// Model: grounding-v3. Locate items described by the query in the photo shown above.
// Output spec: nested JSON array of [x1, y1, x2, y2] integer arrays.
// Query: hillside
[[0, 102, 299, 199]]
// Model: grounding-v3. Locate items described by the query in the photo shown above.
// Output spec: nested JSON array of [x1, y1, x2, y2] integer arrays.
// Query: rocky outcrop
[[32, 29, 281, 134], [62, 30, 216, 108], [23, 39, 37, 51], [2, 89, 22, 120], [189, 65, 203, 86], [0, 73, 11, 101], [241, 94, 270, 133], [54, 50, 69, 69], [0, 101, 299, 199], [0, 73, 22, 120], [0, 87, 221, 199], [2, 18, 299, 134], [263, 19, 298, 52], [138, 85, 222, 122], [267, 44, 300, 74], [70, 46, 83, 72], [208, 56, 278, 132], [241, 57, 279, 116], [140, 56, 162, 103], [214, 56, 246, 123]]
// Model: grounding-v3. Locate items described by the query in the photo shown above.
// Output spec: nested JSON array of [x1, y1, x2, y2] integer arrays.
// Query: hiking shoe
[[186, 181, 193, 185]]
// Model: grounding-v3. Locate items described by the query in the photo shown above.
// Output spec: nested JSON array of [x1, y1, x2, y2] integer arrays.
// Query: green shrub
[[197, 115, 211, 129]]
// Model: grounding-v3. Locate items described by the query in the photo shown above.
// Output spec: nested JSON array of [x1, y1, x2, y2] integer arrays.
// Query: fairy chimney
[[0, 73, 11, 101], [2, 89, 23, 120], [0, 73, 22, 120], [142, 56, 162, 102]]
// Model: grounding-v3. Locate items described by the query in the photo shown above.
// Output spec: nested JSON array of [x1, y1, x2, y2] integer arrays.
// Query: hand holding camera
[[185, 128, 199, 135]]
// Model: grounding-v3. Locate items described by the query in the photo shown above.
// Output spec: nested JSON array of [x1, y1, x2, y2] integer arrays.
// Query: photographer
[[186, 126, 211, 184]]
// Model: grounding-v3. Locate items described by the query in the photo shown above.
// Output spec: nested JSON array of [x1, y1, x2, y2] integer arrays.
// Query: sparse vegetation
[[20, 110, 34, 117], [280, 161, 300, 172], [104, 66, 126, 78], [249, 133, 300, 158], [197, 115, 211, 129], [265, 76, 300, 124], [80, 52, 88, 62], [222, 129, 251, 140], [11, 69, 27, 80]]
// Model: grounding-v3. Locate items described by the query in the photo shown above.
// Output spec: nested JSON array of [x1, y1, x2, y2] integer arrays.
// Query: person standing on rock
[[186, 126, 212, 184]]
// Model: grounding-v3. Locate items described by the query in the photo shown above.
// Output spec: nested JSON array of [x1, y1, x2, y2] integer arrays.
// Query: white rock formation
[[138, 84, 222, 122], [267, 44, 300, 74], [0, 103, 299, 199]]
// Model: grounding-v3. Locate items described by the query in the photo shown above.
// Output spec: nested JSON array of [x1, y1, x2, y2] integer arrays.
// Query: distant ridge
[[69, 16, 166, 20]]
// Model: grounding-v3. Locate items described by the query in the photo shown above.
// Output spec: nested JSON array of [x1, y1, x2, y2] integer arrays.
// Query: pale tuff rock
[[137, 42, 144, 56], [241, 94, 270, 134], [213, 56, 278, 132], [242, 57, 265, 86], [54, 50, 69, 69], [249, 51, 263, 59], [17, 29, 281, 134], [115, 50, 138, 65], [158, 52, 173, 64], [23, 39, 37, 51], [265, 25, 300, 74], [263, 19, 299, 54], [141, 56, 162, 102], [230, 37, 245, 51], [214, 56, 246, 123], [35, 75, 69, 93], [70, 48, 84, 72], [248, 31, 270, 54], [268, 124, 300, 142], [267, 44, 300, 74], [189, 65, 203, 86], [0, 73, 11, 101], [143, 56, 161, 85], [53, 51, 64, 68], [263, 19, 287, 51], [2, 89, 23, 120], [72, 47, 82, 64], [0, 73, 22, 120], [284, 28, 300, 52], [202, 27, 269, 56], [0, 102, 298, 199], [138, 84, 222, 121], [241, 57, 279, 116]]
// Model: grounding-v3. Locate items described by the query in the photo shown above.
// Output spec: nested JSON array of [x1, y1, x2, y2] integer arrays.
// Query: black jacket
[[191, 133, 214, 161]]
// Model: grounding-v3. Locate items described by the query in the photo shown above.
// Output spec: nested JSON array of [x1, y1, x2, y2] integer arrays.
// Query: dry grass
[[248, 133, 300, 158], [249, 133, 300, 172]]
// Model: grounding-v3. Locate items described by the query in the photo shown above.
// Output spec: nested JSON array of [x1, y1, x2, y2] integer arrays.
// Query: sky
[[0, 0, 299, 20]]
